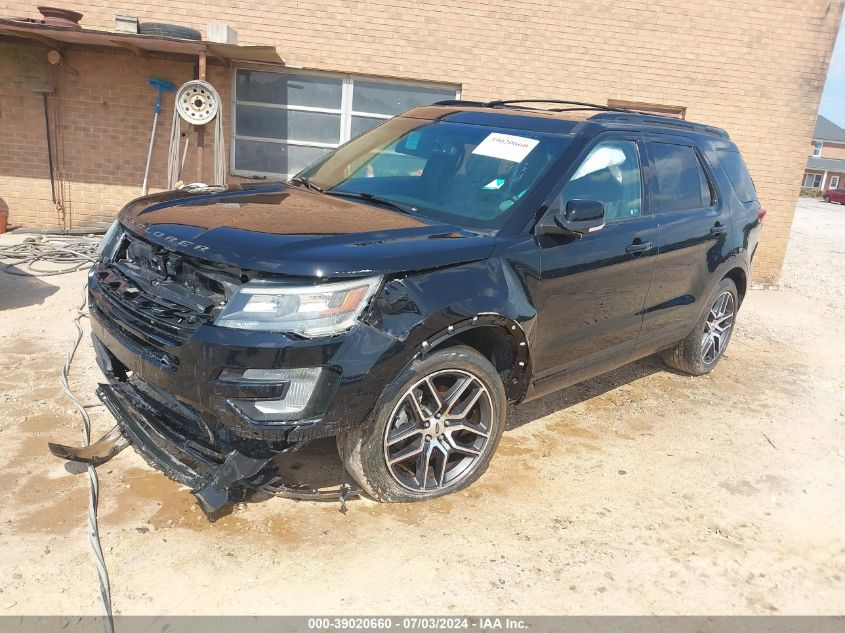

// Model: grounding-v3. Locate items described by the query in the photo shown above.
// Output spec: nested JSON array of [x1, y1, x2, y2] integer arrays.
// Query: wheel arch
[[418, 315, 531, 403], [722, 266, 747, 305]]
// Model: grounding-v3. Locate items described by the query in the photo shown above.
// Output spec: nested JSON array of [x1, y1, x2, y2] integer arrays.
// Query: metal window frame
[[231, 66, 459, 179]]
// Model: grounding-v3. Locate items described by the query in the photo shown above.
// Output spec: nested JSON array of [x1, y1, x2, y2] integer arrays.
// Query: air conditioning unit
[[207, 23, 237, 44]]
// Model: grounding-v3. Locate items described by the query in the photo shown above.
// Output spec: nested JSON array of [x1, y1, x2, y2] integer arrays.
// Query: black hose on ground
[[0, 235, 100, 276]]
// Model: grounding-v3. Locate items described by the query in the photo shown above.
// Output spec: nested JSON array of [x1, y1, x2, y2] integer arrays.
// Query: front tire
[[337, 345, 507, 502], [824, 195, 831, 203], [662, 278, 738, 376]]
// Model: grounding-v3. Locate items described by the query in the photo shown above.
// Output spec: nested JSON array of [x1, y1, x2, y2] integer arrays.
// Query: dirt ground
[[0, 198, 843, 616]]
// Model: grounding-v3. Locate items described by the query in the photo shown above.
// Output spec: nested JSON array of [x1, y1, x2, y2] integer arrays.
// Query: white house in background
[[803, 115, 845, 191]]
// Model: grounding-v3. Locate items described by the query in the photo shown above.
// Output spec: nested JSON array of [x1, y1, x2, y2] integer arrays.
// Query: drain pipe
[[32, 85, 57, 204]]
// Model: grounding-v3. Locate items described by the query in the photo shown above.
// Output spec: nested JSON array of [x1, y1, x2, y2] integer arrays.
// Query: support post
[[196, 49, 207, 182]]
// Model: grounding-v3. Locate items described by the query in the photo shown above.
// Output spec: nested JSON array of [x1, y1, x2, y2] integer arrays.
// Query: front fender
[[363, 255, 538, 402]]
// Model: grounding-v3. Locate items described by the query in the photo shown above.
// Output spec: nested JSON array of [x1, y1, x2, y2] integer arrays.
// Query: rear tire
[[138, 22, 202, 40], [823, 194, 831, 203], [662, 278, 738, 376], [337, 345, 507, 502]]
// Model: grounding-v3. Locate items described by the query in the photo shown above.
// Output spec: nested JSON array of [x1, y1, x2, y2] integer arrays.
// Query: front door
[[532, 135, 658, 383]]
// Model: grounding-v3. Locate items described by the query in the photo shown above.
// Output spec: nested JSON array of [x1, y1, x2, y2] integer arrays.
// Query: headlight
[[97, 220, 123, 259], [214, 276, 382, 337]]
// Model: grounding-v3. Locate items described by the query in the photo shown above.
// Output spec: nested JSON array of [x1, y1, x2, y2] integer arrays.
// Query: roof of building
[[0, 18, 285, 64], [806, 156, 845, 171], [813, 115, 845, 142]]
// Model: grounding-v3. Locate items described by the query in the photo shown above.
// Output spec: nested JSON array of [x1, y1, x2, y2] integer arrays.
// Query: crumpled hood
[[118, 182, 495, 278]]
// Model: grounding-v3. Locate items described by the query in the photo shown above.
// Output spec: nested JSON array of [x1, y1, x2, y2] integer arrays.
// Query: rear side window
[[719, 150, 758, 203], [648, 142, 713, 213]]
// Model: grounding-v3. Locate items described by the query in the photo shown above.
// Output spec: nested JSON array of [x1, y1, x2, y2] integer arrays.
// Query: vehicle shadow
[[506, 354, 675, 431], [254, 355, 677, 499]]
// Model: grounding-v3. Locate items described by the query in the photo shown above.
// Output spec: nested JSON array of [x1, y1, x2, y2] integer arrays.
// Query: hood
[[118, 183, 495, 278]]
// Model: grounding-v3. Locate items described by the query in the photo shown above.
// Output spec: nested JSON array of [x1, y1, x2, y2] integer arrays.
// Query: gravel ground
[[0, 200, 843, 615], [781, 198, 845, 310]]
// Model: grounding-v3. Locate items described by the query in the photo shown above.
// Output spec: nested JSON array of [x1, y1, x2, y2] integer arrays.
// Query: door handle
[[625, 241, 653, 255], [710, 223, 727, 236]]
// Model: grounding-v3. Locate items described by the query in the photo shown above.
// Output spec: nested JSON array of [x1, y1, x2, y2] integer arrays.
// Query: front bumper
[[87, 266, 402, 445]]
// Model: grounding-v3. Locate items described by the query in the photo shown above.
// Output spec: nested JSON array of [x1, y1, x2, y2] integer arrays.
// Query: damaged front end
[[49, 229, 393, 518], [51, 353, 319, 517], [51, 358, 358, 517]]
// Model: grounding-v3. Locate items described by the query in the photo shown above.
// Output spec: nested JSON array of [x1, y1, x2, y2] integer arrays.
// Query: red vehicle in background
[[822, 188, 845, 203]]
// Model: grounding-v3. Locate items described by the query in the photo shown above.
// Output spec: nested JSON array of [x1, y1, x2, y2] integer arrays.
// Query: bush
[[800, 187, 823, 198]]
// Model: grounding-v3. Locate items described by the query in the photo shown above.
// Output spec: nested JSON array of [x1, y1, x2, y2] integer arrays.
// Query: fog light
[[225, 367, 323, 423]]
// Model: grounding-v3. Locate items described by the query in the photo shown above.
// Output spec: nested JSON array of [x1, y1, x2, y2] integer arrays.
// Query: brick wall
[[820, 141, 845, 159], [1, 0, 843, 282]]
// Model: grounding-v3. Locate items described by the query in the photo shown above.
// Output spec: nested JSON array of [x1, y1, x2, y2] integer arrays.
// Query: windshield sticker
[[404, 132, 421, 150], [472, 133, 540, 163], [482, 178, 506, 190]]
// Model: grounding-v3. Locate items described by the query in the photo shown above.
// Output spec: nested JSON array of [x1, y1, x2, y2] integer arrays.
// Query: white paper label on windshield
[[471, 133, 540, 163]]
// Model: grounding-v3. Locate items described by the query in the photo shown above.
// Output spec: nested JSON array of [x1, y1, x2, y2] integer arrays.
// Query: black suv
[[80, 100, 764, 513]]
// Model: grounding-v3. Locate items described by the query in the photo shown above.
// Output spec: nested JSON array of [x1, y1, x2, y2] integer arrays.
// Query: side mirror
[[537, 199, 605, 236]]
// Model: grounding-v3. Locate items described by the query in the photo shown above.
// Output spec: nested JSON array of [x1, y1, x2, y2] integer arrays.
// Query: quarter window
[[233, 69, 458, 178], [649, 142, 713, 213], [557, 140, 643, 221], [719, 149, 757, 202]]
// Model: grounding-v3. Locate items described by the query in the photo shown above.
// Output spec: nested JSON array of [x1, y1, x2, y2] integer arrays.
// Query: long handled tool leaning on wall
[[141, 78, 175, 196]]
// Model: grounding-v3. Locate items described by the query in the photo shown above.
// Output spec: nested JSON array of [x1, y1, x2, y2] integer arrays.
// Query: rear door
[[532, 134, 658, 383], [636, 135, 732, 352]]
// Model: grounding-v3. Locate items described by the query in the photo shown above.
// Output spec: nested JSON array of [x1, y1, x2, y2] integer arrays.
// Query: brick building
[[803, 115, 845, 192], [0, 1, 842, 283]]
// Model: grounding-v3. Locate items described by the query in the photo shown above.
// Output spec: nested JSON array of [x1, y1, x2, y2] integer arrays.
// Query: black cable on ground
[[0, 236, 99, 276], [61, 286, 115, 633]]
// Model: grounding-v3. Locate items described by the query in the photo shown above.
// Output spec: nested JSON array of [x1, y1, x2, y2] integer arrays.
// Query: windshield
[[295, 117, 572, 230]]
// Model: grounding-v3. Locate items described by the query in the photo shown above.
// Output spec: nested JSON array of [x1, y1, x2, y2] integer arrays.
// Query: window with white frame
[[831, 175, 840, 189], [233, 69, 459, 178], [803, 172, 823, 188], [813, 141, 823, 157]]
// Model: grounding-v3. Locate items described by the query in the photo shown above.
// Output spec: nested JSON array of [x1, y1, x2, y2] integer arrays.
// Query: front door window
[[556, 140, 643, 221]]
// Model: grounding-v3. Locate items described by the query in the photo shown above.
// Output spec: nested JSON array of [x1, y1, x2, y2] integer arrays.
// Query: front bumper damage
[[49, 376, 304, 517], [51, 377, 358, 517]]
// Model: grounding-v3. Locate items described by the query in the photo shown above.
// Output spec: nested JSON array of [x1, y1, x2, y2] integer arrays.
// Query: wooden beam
[[109, 39, 146, 57], [15, 31, 63, 50]]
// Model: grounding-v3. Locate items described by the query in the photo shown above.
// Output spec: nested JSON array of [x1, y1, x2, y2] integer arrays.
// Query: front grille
[[95, 267, 205, 345], [94, 231, 243, 347]]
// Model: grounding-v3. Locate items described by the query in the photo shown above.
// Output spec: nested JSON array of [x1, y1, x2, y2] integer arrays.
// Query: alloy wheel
[[383, 369, 493, 492], [701, 291, 735, 364]]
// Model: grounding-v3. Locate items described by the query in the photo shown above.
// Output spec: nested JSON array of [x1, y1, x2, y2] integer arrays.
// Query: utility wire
[[61, 285, 115, 633]]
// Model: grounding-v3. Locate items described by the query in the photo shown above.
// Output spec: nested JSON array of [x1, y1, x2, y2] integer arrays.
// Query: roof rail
[[589, 112, 730, 139], [484, 99, 637, 113], [428, 99, 730, 139], [431, 99, 636, 113], [432, 99, 488, 107]]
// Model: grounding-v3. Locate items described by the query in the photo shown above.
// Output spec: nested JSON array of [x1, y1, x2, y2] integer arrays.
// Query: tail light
[[757, 209, 767, 226]]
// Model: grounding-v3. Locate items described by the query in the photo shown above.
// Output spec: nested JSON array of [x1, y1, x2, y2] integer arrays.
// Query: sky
[[819, 20, 845, 127]]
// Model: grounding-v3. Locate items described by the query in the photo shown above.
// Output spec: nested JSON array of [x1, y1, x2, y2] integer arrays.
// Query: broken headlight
[[97, 219, 123, 260], [214, 276, 382, 337]]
